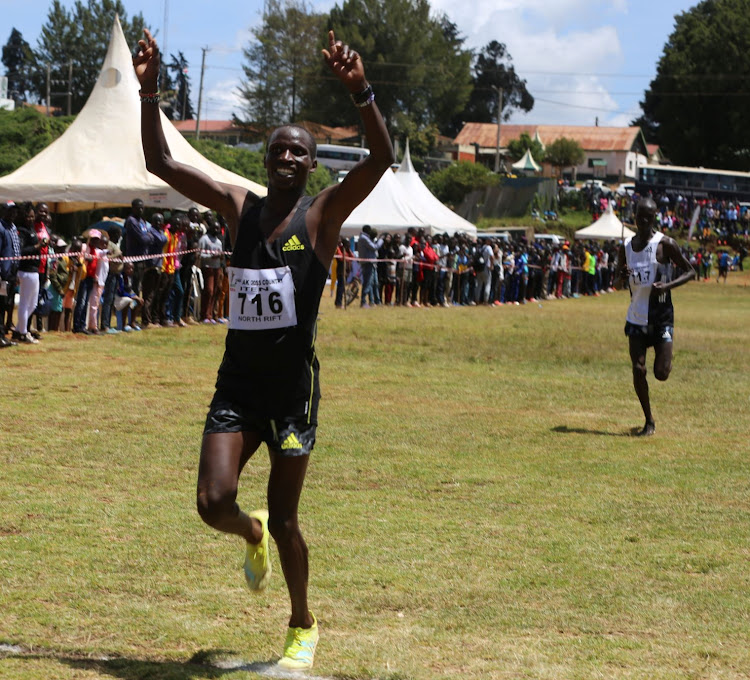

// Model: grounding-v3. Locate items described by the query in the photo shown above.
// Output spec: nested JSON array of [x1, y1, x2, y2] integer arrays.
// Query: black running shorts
[[624, 321, 674, 348], [203, 396, 316, 457]]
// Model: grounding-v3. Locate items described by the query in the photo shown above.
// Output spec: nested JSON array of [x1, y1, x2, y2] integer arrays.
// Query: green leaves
[[640, 0, 750, 169]]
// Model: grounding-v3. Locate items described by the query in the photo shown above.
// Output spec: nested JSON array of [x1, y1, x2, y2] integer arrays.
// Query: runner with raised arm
[[134, 27, 393, 670]]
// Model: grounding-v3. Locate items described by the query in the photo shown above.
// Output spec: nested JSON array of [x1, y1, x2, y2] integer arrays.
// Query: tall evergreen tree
[[238, 0, 324, 129], [167, 51, 194, 120], [446, 40, 533, 137], [30, 0, 146, 114], [2, 28, 34, 104]]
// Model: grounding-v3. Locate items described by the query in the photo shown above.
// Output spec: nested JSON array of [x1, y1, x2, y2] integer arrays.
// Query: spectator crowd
[[0, 198, 231, 347], [0, 196, 744, 349]]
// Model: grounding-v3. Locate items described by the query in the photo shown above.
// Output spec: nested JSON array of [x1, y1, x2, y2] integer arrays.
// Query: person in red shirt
[[30, 202, 51, 336]]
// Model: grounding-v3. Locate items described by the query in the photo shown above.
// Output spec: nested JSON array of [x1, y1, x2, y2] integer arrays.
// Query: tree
[[424, 160, 498, 207], [639, 0, 750, 169], [2, 28, 34, 104], [544, 137, 584, 178], [238, 0, 325, 129], [302, 0, 472, 141], [187, 138, 332, 195], [167, 51, 194, 121], [445, 40, 534, 137], [507, 132, 544, 163], [0, 107, 73, 175], [29, 0, 146, 114]]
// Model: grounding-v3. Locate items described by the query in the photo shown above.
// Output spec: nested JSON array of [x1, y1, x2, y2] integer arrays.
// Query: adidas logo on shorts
[[281, 433, 303, 450]]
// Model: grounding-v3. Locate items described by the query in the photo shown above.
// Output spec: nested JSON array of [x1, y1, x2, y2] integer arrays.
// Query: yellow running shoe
[[244, 509, 271, 591], [277, 613, 319, 670]]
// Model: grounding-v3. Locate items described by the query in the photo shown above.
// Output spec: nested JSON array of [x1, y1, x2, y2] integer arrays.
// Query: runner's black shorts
[[624, 321, 674, 348], [203, 395, 316, 457]]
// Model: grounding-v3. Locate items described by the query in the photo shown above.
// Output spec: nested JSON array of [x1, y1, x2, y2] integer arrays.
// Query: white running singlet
[[624, 231, 664, 326]]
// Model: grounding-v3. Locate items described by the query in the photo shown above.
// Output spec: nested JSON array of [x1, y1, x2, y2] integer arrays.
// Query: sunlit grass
[[1, 269, 749, 680]]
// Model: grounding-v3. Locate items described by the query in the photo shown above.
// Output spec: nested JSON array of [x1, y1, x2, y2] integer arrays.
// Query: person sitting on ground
[[115, 261, 144, 331]]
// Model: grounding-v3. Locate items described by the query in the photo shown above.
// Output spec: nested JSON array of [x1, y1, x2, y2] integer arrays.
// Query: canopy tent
[[393, 141, 477, 238], [340, 166, 423, 237], [575, 204, 635, 240], [0, 16, 266, 213], [511, 149, 542, 173]]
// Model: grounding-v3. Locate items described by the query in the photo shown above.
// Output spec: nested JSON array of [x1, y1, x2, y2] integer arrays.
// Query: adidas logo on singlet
[[282, 235, 305, 251], [281, 433, 303, 450]]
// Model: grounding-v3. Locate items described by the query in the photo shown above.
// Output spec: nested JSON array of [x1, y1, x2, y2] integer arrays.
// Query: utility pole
[[195, 46, 208, 139], [46, 64, 50, 116], [67, 60, 73, 116], [161, 0, 169, 92], [493, 86, 503, 173]]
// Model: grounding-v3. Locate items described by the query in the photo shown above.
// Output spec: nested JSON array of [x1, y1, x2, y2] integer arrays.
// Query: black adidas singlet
[[214, 195, 328, 423]]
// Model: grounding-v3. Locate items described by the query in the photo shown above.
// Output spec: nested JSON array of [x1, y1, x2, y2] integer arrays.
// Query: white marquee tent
[[575, 204, 635, 240], [0, 16, 266, 213], [511, 149, 542, 173], [393, 141, 477, 237], [340, 166, 423, 237]]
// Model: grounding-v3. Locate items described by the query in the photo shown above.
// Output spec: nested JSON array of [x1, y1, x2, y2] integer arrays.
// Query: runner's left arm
[[655, 237, 696, 291], [311, 31, 394, 265]]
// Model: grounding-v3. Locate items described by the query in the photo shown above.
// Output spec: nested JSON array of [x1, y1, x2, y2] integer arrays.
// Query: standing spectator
[[188, 205, 206, 236], [47, 237, 69, 331], [101, 225, 123, 334], [62, 238, 84, 332], [166, 212, 188, 326], [154, 213, 179, 326], [357, 224, 382, 308], [141, 212, 168, 328], [13, 202, 43, 343], [72, 229, 99, 334], [122, 198, 153, 302], [30, 202, 51, 336], [472, 238, 492, 304], [0, 201, 21, 346], [88, 231, 110, 334], [198, 217, 224, 323], [334, 238, 348, 308], [398, 234, 413, 306]]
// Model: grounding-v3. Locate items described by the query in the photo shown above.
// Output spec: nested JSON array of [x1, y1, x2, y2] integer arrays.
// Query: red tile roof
[[171, 119, 240, 133], [455, 122, 644, 152], [297, 120, 359, 142]]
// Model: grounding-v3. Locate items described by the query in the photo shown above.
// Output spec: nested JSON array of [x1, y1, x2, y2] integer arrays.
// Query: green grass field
[[1, 270, 749, 680]]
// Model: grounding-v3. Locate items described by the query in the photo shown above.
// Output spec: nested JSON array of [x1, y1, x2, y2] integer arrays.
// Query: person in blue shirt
[[716, 249, 730, 283]]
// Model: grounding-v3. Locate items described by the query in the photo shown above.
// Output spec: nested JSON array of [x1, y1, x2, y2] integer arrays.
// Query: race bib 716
[[227, 266, 297, 330]]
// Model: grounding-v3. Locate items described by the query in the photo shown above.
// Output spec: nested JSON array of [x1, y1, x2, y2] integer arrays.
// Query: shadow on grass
[[3, 648, 313, 680], [551, 425, 636, 437]]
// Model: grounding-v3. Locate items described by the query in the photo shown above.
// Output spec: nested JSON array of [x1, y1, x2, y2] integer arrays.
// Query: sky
[[3, 0, 698, 129]]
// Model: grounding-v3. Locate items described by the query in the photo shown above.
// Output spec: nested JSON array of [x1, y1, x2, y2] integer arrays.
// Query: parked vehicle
[[316, 144, 370, 171]]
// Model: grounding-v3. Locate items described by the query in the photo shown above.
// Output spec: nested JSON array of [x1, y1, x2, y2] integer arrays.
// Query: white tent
[[575, 204, 635, 240], [0, 16, 266, 213], [340, 165, 424, 237], [393, 141, 477, 237], [511, 149, 541, 173]]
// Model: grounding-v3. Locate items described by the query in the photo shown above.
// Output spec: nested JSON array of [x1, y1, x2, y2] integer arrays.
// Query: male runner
[[134, 28, 393, 670], [614, 197, 695, 436]]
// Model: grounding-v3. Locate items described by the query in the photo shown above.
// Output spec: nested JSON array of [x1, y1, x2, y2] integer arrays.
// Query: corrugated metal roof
[[455, 122, 642, 152]]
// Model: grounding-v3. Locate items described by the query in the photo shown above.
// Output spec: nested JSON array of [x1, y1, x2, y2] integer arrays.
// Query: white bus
[[316, 144, 370, 171]]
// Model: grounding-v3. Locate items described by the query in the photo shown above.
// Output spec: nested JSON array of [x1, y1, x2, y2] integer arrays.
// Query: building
[[171, 118, 361, 149], [452, 123, 651, 183], [171, 119, 258, 146]]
